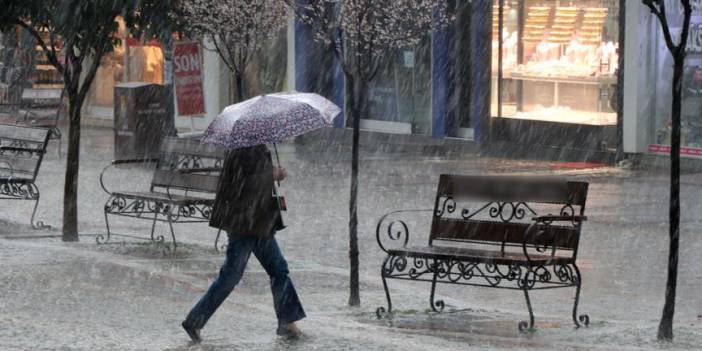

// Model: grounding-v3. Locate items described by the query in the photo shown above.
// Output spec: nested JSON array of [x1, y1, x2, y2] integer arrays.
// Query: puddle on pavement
[[363, 309, 566, 340]]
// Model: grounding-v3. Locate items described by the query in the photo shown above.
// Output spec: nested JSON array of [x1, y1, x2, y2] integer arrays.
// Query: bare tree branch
[[677, 0, 693, 57], [173, 0, 286, 94], [644, 1, 677, 53], [14, 19, 65, 74]]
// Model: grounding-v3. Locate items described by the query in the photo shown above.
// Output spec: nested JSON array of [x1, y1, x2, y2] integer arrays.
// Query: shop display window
[[491, 0, 619, 126], [347, 35, 432, 135], [243, 26, 288, 99], [0, 26, 64, 109], [648, 4, 702, 156], [87, 18, 164, 110]]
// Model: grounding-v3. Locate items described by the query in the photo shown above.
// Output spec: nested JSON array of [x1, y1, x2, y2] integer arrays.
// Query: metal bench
[[98, 137, 225, 252], [375, 174, 590, 332], [0, 88, 64, 155], [0, 124, 51, 229]]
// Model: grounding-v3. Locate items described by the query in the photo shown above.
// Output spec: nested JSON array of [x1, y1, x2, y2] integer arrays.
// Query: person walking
[[181, 145, 305, 344]]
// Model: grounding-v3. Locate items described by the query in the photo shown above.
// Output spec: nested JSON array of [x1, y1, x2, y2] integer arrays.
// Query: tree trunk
[[61, 52, 100, 242], [347, 74, 364, 307], [62, 93, 82, 242], [235, 72, 245, 103], [658, 53, 685, 341]]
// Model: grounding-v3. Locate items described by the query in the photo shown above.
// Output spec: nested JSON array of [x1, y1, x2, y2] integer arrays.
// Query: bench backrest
[[0, 124, 50, 181], [20, 88, 64, 124], [430, 174, 589, 254], [151, 137, 225, 194]]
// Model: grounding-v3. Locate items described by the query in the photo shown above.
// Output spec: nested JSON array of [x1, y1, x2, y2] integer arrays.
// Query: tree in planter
[[2, 0, 170, 242], [642, 0, 692, 341], [288, 0, 449, 306], [1, 0, 144, 242], [172, 0, 288, 102]]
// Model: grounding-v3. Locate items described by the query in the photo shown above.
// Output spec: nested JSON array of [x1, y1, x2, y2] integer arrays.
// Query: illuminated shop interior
[[491, 0, 619, 126], [88, 18, 164, 109]]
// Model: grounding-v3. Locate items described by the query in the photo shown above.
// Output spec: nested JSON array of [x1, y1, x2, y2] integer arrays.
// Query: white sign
[[687, 24, 702, 53], [403, 50, 415, 68]]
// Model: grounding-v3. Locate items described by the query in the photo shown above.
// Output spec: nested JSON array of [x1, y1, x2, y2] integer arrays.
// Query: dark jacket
[[209, 145, 281, 237]]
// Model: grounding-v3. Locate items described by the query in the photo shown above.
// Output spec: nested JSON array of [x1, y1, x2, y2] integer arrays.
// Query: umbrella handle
[[272, 144, 284, 214], [273, 143, 281, 188]]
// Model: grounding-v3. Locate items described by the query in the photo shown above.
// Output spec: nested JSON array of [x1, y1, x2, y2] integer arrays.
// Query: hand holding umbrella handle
[[273, 167, 288, 182]]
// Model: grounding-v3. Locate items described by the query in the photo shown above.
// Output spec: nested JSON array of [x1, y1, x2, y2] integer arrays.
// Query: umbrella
[[200, 92, 341, 214], [201, 91, 341, 150]]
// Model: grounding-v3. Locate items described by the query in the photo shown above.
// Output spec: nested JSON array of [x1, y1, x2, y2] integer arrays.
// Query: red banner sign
[[648, 144, 702, 158], [173, 42, 206, 116]]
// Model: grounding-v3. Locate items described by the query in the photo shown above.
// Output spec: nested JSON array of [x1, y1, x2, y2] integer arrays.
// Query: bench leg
[[165, 213, 178, 253], [376, 255, 393, 318], [519, 271, 535, 333], [149, 209, 159, 241], [147, 203, 168, 246], [97, 208, 112, 244], [29, 186, 50, 230], [53, 128, 62, 158], [572, 264, 590, 328], [429, 259, 445, 313]]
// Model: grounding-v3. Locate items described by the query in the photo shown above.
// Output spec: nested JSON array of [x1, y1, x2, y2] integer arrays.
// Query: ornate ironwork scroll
[[375, 210, 432, 253], [434, 196, 456, 217]]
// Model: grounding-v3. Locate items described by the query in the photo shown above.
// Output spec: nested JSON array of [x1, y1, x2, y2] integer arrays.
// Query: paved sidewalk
[[1, 126, 701, 350]]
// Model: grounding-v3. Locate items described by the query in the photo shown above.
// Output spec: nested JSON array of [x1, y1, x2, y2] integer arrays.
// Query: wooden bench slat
[[0, 124, 51, 143], [161, 137, 226, 158], [430, 219, 578, 249], [151, 169, 220, 193], [388, 245, 574, 266], [438, 174, 589, 206], [0, 156, 40, 176]]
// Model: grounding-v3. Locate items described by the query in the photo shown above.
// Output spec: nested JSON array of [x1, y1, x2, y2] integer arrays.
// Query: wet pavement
[[1, 126, 702, 350]]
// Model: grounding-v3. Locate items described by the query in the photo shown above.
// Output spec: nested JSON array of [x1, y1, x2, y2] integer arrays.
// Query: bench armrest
[[532, 215, 587, 223], [100, 158, 159, 195], [376, 209, 433, 253], [522, 215, 587, 265]]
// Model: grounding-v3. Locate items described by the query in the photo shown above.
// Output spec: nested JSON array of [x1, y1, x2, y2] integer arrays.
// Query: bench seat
[[388, 245, 573, 266], [112, 191, 214, 205]]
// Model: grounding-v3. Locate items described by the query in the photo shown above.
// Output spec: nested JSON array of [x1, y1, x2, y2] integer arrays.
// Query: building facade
[[296, 0, 624, 159], [6, 1, 701, 162]]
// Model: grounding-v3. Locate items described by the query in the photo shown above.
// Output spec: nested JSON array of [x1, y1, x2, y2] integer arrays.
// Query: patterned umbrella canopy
[[201, 92, 341, 149]]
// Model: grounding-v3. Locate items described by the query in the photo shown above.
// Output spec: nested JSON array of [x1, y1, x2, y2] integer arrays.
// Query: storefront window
[[243, 26, 288, 98], [126, 39, 164, 85], [0, 27, 64, 110], [491, 0, 619, 126], [648, 1, 702, 155], [86, 18, 164, 113], [349, 36, 432, 135], [0, 28, 34, 109]]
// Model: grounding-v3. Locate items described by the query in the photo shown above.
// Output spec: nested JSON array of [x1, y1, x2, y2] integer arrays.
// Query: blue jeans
[[185, 234, 306, 329]]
